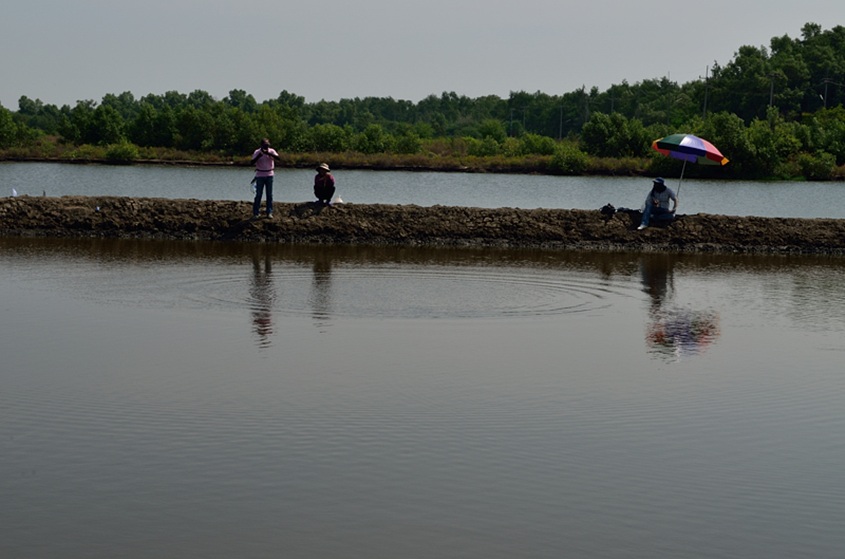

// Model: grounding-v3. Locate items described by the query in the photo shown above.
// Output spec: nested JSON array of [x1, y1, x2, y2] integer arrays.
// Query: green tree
[[0, 104, 17, 147], [742, 108, 804, 177], [466, 136, 500, 156], [228, 109, 261, 153], [16, 96, 63, 134], [89, 104, 126, 145], [699, 111, 753, 177], [101, 91, 138, 122], [807, 107, 845, 164], [129, 102, 164, 147], [354, 124, 393, 154], [581, 112, 650, 157], [252, 105, 287, 149], [519, 133, 556, 155], [60, 100, 96, 144], [394, 131, 422, 154], [797, 151, 836, 180], [309, 123, 350, 152], [175, 106, 215, 150], [709, 45, 772, 122], [224, 89, 258, 113], [550, 141, 589, 175], [477, 119, 507, 143]]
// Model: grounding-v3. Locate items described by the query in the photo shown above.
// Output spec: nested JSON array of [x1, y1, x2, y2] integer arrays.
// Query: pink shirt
[[252, 148, 279, 177]]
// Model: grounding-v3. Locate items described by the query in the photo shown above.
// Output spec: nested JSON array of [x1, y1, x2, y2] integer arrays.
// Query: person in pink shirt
[[250, 138, 281, 218]]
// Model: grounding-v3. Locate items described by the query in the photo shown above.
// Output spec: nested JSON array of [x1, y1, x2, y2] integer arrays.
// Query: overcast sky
[[2, 0, 843, 109]]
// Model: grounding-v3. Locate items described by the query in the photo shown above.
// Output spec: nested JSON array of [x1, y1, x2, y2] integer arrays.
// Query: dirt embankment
[[2, 195, 845, 255]]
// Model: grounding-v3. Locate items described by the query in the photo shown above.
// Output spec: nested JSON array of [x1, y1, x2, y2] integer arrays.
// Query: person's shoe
[[637, 224, 647, 230], [267, 212, 273, 219], [252, 214, 259, 219]]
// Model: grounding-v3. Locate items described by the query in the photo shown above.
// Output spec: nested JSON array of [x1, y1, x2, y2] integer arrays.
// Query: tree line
[[1, 22, 844, 180]]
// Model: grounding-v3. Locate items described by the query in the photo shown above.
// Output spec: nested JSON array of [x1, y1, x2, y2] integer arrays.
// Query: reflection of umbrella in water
[[646, 308, 720, 360], [652, 133, 729, 195]]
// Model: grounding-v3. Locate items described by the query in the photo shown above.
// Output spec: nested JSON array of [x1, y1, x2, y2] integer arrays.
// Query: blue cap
[[653, 177, 665, 185]]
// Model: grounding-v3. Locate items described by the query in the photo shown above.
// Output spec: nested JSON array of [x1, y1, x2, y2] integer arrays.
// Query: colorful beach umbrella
[[651, 133, 729, 194]]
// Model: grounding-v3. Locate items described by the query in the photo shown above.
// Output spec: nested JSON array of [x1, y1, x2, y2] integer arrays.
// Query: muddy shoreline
[[2, 195, 845, 255]]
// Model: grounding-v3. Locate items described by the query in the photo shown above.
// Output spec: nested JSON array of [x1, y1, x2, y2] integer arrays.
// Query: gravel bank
[[2, 195, 845, 255]]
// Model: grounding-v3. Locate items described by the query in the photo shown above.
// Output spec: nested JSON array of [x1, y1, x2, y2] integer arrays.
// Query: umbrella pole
[[677, 160, 687, 196]]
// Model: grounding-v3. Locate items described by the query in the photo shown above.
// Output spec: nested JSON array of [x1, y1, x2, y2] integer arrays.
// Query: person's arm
[[671, 193, 678, 214], [251, 148, 281, 165]]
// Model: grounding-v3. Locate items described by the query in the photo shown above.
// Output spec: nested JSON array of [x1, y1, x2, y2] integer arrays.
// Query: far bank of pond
[[2, 195, 845, 255]]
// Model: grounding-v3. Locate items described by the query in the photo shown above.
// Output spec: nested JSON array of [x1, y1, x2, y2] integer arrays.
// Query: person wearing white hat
[[314, 163, 335, 206]]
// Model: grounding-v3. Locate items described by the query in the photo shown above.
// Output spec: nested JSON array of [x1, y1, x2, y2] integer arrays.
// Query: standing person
[[638, 177, 677, 230], [251, 138, 281, 218], [313, 163, 335, 206]]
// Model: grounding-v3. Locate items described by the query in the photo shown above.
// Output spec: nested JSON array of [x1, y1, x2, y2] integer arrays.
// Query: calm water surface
[[2, 238, 845, 558], [3, 161, 845, 218]]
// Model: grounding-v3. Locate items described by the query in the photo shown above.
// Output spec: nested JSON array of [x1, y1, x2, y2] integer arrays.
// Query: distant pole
[[768, 73, 777, 107], [582, 85, 589, 124], [822, 78, 831, 108], [701, 65, 709, 119], [558, 106, 563, 140], [818, 78, 845, 109]]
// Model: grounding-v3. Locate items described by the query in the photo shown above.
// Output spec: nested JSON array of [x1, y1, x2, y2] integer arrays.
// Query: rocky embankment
[[2, 195, 845, 255]]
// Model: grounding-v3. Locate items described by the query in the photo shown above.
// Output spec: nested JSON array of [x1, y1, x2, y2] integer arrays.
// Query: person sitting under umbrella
[[638, 177, 677, 230]]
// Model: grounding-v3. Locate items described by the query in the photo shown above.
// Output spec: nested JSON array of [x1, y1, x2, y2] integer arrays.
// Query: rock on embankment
[[2, 195, 845, 255]]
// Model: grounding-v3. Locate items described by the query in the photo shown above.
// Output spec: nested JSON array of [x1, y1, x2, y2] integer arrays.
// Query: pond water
[[2, 238, 845, 558], [2, 161, 845, 218]]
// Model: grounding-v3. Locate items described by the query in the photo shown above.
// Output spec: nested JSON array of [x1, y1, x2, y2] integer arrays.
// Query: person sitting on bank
[[314, 163, 335, 206], [638, 177, 677, 230]]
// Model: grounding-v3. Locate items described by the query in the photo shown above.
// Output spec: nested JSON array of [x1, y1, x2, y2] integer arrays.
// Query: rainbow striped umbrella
[[652, 133, 729, 194]]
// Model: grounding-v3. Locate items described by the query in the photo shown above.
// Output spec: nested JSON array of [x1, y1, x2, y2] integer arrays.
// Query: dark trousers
[[641, 204, 673, 226], [314, 183, 335, 204], [253, 176, 274, 215]]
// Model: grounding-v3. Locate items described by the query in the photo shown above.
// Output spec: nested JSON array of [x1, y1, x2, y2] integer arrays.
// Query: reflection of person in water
[[640, 254, 674, 314], [250, 252, 276, 348], [640, 255, 720, 359], [309, 251, 333, 331]]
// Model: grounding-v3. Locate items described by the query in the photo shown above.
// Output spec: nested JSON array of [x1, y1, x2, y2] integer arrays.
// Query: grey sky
[[2, 0, 843, 109]]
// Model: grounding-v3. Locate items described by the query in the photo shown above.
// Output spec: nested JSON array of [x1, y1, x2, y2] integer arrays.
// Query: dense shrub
[[550, 143, 589, 175], [797, 151, 836, 180], [519, 133, 557, 155], [105, 142, 140, 163], [466, 136, 500, 156]]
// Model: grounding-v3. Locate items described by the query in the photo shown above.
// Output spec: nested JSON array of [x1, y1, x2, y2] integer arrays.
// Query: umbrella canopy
[[651, 133, 728, 194], [652, 133, 728, 165]]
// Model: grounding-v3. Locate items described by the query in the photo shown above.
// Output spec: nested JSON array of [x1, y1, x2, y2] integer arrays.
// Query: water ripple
[[59, 262, 640, 320]]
